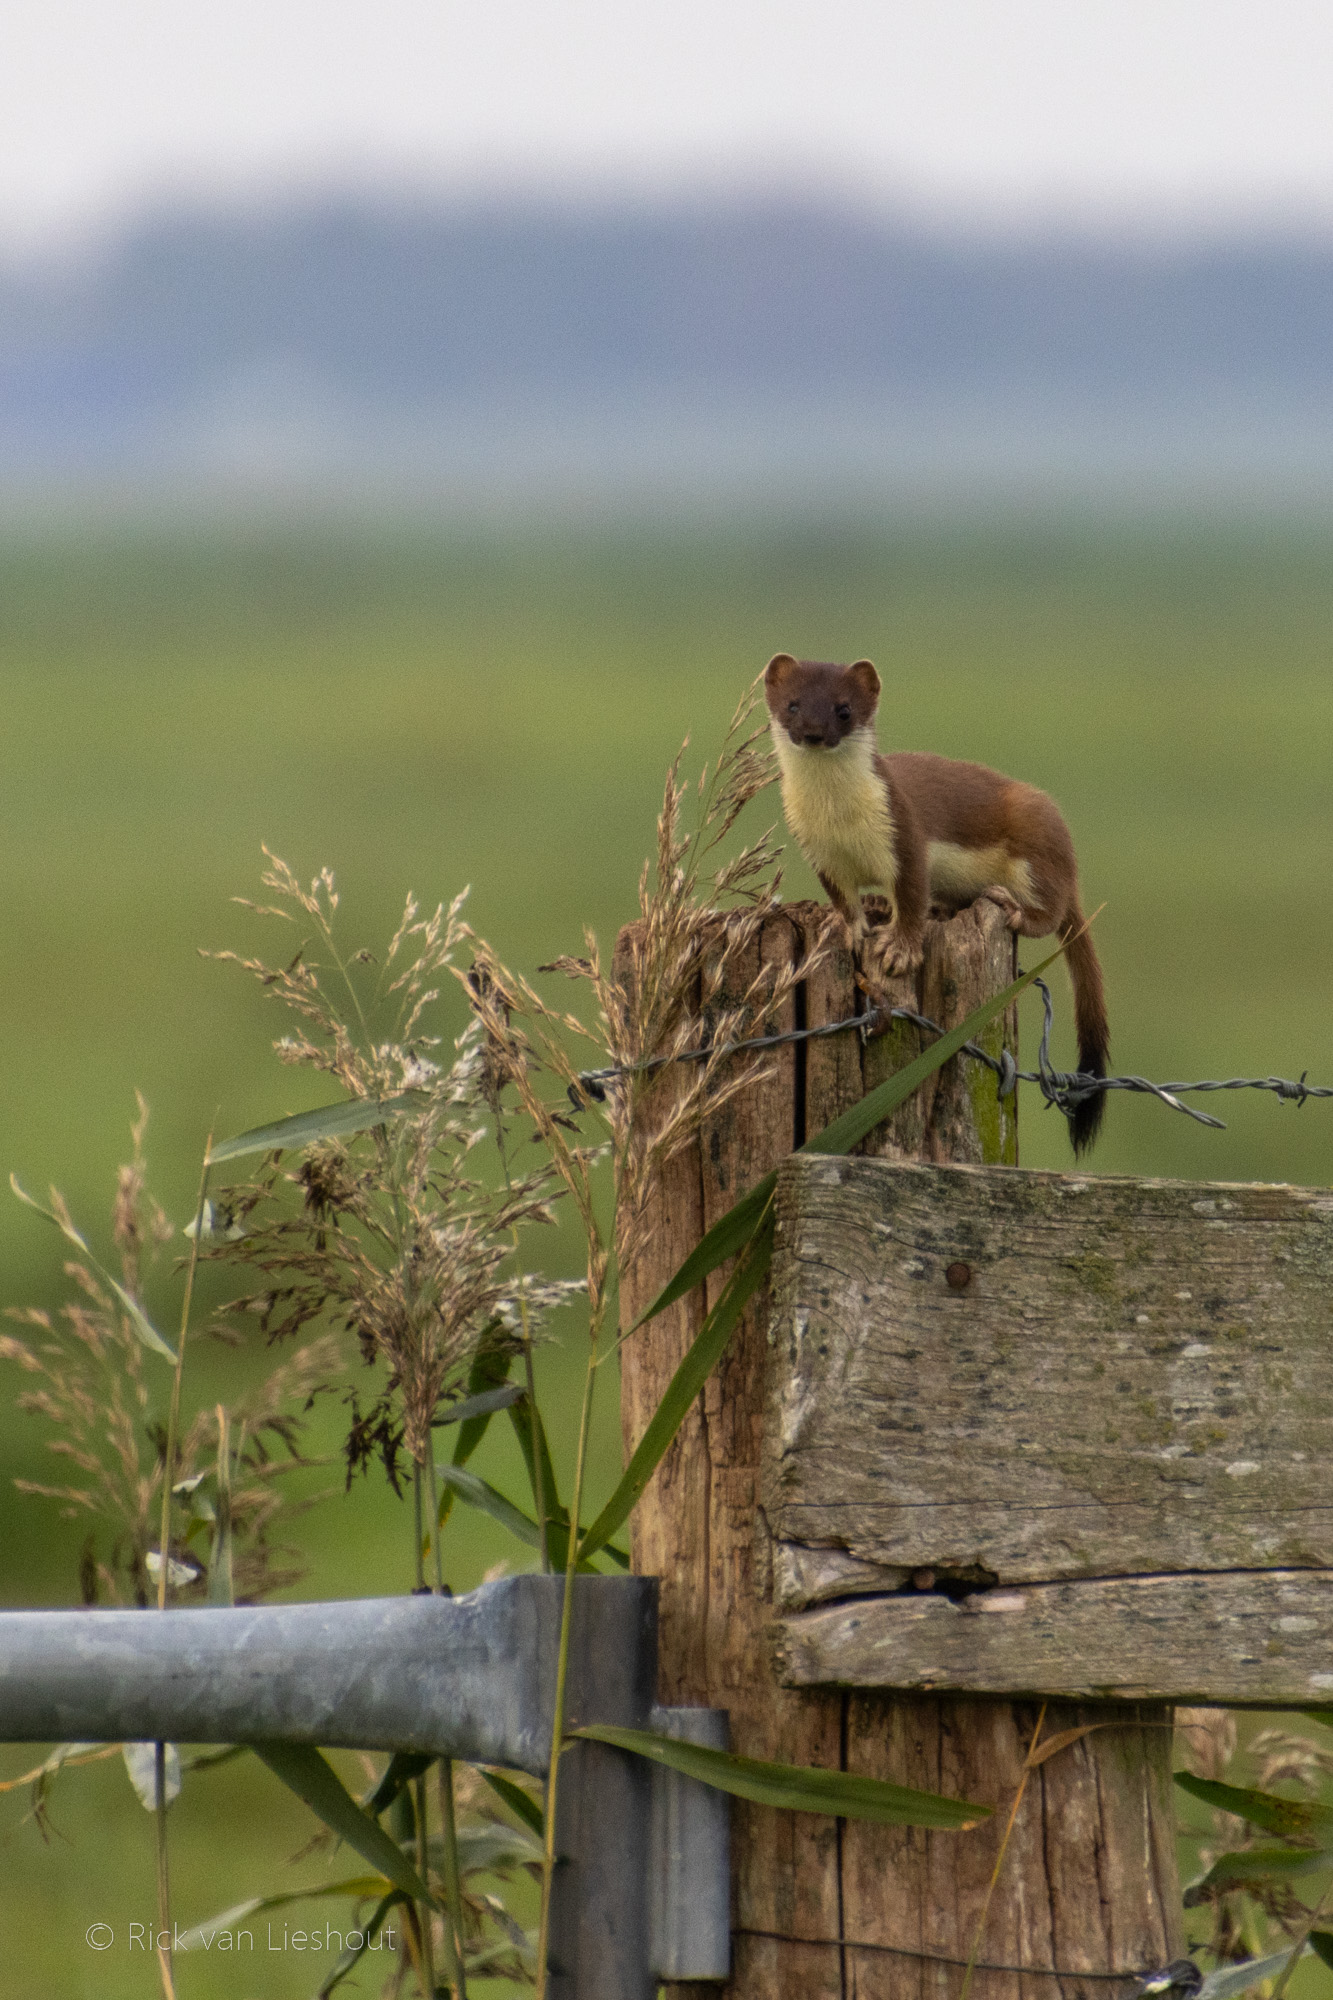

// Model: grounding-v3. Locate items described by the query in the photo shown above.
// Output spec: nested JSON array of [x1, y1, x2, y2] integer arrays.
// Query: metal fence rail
[[0, 1574, 730, 1997]]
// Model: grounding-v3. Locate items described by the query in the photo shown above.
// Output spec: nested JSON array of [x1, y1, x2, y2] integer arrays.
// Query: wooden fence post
[[617, 899, 1182, 2000]]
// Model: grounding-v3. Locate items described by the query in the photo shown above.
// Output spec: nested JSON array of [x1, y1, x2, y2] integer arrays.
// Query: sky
[[5, 0, 1333, 255]]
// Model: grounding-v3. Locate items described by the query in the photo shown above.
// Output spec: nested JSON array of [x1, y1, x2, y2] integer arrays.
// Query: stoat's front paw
[[863, 926, 924, 980]]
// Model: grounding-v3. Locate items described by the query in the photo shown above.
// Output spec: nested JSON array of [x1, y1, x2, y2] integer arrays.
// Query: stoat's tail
[[1059, 909, 1109, 1156]]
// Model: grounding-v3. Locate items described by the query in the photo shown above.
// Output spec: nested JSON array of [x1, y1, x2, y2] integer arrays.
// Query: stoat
[[764, 652, 1109, 1154]]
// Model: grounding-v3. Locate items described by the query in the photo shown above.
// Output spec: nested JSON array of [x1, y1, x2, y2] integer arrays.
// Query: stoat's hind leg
[[978, 884, 1056, 939], [978, 883, 1024, 930]]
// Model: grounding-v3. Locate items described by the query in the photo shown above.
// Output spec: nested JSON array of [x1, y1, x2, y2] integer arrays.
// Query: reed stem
[[533, 1335, 599, 2000], [151, 1141, 211, 2000]]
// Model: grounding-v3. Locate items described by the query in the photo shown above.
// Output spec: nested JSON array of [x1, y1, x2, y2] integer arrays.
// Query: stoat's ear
[[849, 659, 881, 706], [764, 652, 798, 691]]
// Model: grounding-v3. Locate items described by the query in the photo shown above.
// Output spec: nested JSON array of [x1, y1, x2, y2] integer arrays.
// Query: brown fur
[[764, 653, 1109, 1153]]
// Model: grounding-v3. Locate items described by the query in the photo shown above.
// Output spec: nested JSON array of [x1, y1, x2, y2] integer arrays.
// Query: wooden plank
[[766, 1156, 1333, 1591], [773, 1571, 1333, 1705]]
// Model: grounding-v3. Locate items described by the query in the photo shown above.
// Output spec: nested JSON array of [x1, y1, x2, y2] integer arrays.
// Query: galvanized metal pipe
[[0, 1576, 558, 1771], [0, 1571, 730, 1993]]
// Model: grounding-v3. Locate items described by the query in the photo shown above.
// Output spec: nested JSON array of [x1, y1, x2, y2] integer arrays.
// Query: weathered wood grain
[[774, 1571, 1333, 1704], [836, 1692, 1178, 2000], [765, 1156, 1333, 1595]]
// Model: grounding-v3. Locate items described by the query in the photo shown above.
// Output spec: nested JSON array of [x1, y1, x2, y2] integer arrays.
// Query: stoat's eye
[[787, 700, 798, 714], [835, 703, 852, 723]]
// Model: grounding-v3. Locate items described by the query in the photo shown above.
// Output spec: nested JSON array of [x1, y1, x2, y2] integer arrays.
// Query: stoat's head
[[764, 654, 880, 751]]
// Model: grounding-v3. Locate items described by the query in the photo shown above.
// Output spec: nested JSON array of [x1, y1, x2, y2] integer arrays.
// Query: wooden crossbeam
[[766, 1155, 1333, 1704]]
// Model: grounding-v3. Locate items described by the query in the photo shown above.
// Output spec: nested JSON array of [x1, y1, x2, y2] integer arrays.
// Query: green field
[[2, 512, 1332, 1996]]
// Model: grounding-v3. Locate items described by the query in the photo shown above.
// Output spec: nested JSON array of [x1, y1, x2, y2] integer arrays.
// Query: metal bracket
[[649, 1704, 731, 1982]]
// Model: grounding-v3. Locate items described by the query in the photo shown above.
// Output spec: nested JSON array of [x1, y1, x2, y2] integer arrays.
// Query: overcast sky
[[6, 0, 1333, 255]]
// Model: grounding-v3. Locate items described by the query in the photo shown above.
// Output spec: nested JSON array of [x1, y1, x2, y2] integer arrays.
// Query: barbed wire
[[574, 977, 1331, 1137], [734, 1925, 1198, 1990]]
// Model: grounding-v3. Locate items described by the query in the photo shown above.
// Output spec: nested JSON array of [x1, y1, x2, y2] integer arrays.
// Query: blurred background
[[3, 4, 1333, 1993]]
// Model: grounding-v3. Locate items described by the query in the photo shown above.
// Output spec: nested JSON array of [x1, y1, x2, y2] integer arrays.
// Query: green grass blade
[[207, 1092, 428, 1165], [1185, 1846, 1333, 1901], [507, 1389, 567, 1554], [207, 1412, 234, 1607], [179, 1745, 245, 1774], [623, 1175, 777, 1337], [453, 1820, 545, 1870], [315, 1890, 408, 1998], [105, 1274, 179, 1363], [1198, 1946, 1313, 2000], [9, 1173, 91, 1251], [11, 1176, 178, 1361], [363, 1751, 436, 1821], [1175, 1771, 1333, 1844], [480, 1769, 544, 1837], [174, 1878, 389, 1952], [437, 1465, 626, 1572], [438, 1465, 545, 1554], [436, 1384, 524, 1429], [251, 1743, 435, 1907], [451, 1340, 512, 1466], [439, 1342, 512, 1535], [801, 944, 1063, 1161], [571, 1724, 990, 1829], [578, 1213, 774, 1561]]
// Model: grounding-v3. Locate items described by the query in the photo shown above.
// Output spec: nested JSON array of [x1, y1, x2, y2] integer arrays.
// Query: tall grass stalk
[[535, 1334, 601, 2000], [405, 1464, 441, 2000], [150, 1144, 211, 2000], [489, 1093, 550, 1575], [437, 1757, 469, 2000], [424, 1430, 470, 2000], [156, 1148, 212, 1607], [957, 1704, 1047, 2000], [521, 1310, 549, 1574], [153, 1744, 176, 2000], [412, 1768, 437, 1998]]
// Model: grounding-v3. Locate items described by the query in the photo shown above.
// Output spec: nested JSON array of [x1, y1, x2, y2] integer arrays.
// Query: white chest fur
[[772, 726, 898, 906]]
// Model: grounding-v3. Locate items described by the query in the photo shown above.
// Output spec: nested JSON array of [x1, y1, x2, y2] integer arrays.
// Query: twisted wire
[[734, 1926, 1197, 1991], [573, 978, 1330, 1137]]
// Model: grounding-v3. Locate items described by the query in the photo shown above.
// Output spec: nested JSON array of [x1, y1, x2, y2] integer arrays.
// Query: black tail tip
[[1069, 1045, 1108, 1156]]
